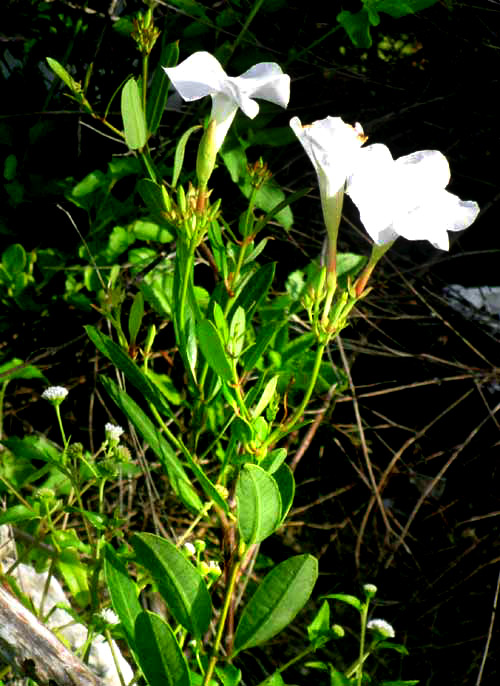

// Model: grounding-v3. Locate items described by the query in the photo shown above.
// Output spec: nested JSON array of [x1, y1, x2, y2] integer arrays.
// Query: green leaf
[[0, 358, 46, 383], [260, 448, 287, 474], [197, 319, 233, 382], [132, 219, 174, 243], [236, 464, 282, 545], [242, 325, 278, 372], [256, 673, 286, 686], [147, 41, 179, 135], [369, 0, 438, 18], [273, 463, 295, 521], [46, 57, 81, 94], [228, 262, 275, 324], [307, 600, 331, 648], [172, 125, 203, 188], [2, 244, 26, 275], [0, 504, 40, 525], [132, 532, 211, 638], [233, 554, 318, 654], [121, 78, 147, 150], [337, 9, 373, 48], [57, 549, 90, 608], [85, 325, 173, 420], [228, 306, 246, 360], [252, 375, 278, 419], [128, 291, 144, 345], [104, 544, 142, 649], [100, 376, 203, 514], [322, 593, 363, 613], [135, 611, 190, 686]]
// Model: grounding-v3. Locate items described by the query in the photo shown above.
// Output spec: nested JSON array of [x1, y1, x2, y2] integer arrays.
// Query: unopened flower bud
[[196, 119, 217, 190]]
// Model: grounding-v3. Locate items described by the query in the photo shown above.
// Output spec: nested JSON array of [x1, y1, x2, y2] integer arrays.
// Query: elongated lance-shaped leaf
[[172, 125, 202, 188], [135, 611, 190, 686], [236, 464, 282, 545], [103, 544, 142, 650], [121, 77, 147, 150], [198, 318, 234, 382], [227, 262, 275, 324], [46, 57, 81, 94], [85, 325, 174, 420], [132, 533, 211, 638], [100, 375, 203, 514], [233, 554, 318, 654]]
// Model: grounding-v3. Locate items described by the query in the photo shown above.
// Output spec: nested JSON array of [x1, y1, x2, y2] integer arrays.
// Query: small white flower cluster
[[100, 608, 120, 625], [41, 386, 69, 402], [105, 423, 124, 442], [367, 618, 395, 639]]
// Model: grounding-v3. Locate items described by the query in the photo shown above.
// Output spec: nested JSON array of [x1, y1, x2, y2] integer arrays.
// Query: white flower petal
[[291, 116, 366, 198], [235, 62, 290, 109], [346, 144, 480, 249], [163, 52, 227, 101], [164, 52, 290, 152]]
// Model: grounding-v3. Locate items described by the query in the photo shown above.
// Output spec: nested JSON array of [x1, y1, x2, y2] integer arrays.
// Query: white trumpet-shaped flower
[[346, 144, 480, 250], [164, 52, 290, 152], [290, 116, 367, 243]]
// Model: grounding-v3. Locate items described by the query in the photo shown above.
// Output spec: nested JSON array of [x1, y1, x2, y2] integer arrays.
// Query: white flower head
[[367, 618, 395, 639], [346, 144, 480, 250], [290, 116, 367, 241], [164, 51, 290, 152], [183, 542, 196, 557], [41, 386, 69, 405], [105, 422, 124, 442], [100, 608, 119, 625]]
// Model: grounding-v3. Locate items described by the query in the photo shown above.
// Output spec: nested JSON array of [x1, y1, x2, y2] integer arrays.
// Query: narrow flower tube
[[290, 116, 367, 278], [164, 52, 290, 153], [346, 145, 480, 250]]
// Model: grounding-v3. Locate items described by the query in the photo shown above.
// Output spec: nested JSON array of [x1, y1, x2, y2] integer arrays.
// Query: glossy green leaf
[[100, 375, 203, 513], [322, 593, 363, 613], [273, 463, 294, 521], [242, 325, 278, 372], [172, 124, 202, 188], [132, 532, 211, 638], [198, 319, 233, 382], [228, 306, 245, 360], [228, 262, 275, 324], [85, 325, 173, 420], [147, 41, 179, 135], [46, 57, 81, 94], [104, 544, 142, 648], [252, 375, 278, 419], [260, 448, 287, 474], [236, 464, 282, 545], [135, 611, 190, 686], [121, 78, 147, 150], [233, 554, 318, 654]]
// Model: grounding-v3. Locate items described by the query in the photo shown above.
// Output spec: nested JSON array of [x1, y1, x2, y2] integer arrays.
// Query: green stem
[[54, 405, 68, 449], [226, 0, 266, 61], [264, 338, 328, 449], [202, 557, 242, 686]]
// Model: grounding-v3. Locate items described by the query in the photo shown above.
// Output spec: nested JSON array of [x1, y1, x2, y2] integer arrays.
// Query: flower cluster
[[164, 51, 479, 257], [41, 386, 69, 405]]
